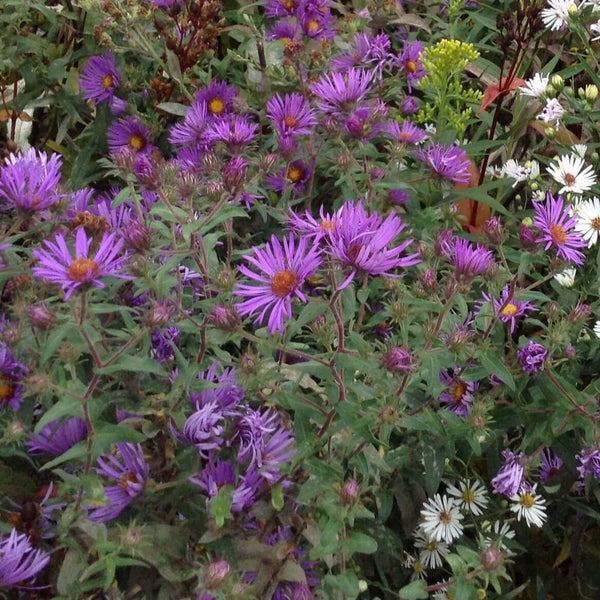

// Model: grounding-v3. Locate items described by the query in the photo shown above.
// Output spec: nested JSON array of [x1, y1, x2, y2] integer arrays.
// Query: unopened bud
[[480, 545, 504, 572], [145, 302, 172, 329], [122, 221, 152, 252], [210, 305, 240, 331], [29, 304, 57, 330], [292, 584, 312, 600], [340, 479, 360, 506], [519, 224, 537, 249], [484, 216, 504, 245], [551, 74, 564, 91], [382, 346, 415, 373], [203, 559, 230, 590]]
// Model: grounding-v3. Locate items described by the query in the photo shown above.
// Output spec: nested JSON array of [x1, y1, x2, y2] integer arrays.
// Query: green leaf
[[97, 356, 166, 376], [478, 352, 515, 391], [342, 531, 378, 558], [398, 579, 428, 599], [271, 484, 284, 511], [210, 485, 234, 527]]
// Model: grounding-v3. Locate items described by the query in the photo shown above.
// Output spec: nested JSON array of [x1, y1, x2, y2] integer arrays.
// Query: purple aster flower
[[576, 447, 600, 480], [196, 81, 237, 118], [331, 32, 391, 77], [385, 120, 427, 144], [415, 143, 472, 184], [80, 53, 121, 105], [0, 148, 62, 213], [382, 346, 416, 372], [479, 285, 538, 334], [310, 68, 373, 116], [169, 97, 211, 149], [300, 5, 336, 39], [183, 401, 228, 457], [398, 40, 427, 91], [89, 443, 149, 522], [442, 236, 495, 283], [401, 96, 419, 115], [0, 528, 50, 587], [107, 116, 155, 157], [267, 160, 312, 196], [27, 417, 87, 456], [263, 0, 299, 19], [266, 20, 301, 45], [532, 193, 586, 265], [539, 448, 564, 483], [32, 227, 131, 300], [266, 92, 317, 141], [491, 450, 525, 497], [439, 368, 478, 417], [234, 234, 322, 334], [517, 340, 548, 374], [151, 326, 180, 363], [344, 102, 387, 141], [328, 199, 420, 288], [205, 115, 258, 151], [0, 342, 26, 411], [190, 363, 244, 411], [147, 0, 183, 6], [288, 205, 340, 242]]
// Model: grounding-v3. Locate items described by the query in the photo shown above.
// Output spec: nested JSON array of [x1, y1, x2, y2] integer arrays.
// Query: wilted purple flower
[[206, 115, 258, 150], [204, 559, 230, 589], [0, 342, 26, 411], [442, 237, 495, 283], [491, 450, 525, 497], [151, 326, 179, 363], [517, 340, 547, 374], [183, 401, 230, 457], [266, 92, 317, 141], [0, 528, 50, 587], [398, 40, 427, 91], [29, 303, 57, 330], [480, 286, 538, 334], [439, 368, 478, 417], [107, 116, 155, 157], [539, 448, 564, 483], [340, 479, 361, 506], [576, 447, 600, 480], [519, 224, 538, 249], [388, 189, 410, 205], [133, 154, 161, 189], [310, 68, 373, 116], [382, 346, 416, 372], [415, 143, 472, 184], [0, 149, 62, 213], [27, 417, 87, 456], [533, 194, 586, 265], [234, 234, 322, 334], [89, 443, 149, 522], [32, 227, 131, 300], [191, 363, 244, 411], [267, 160, 312, 196], [401, 96, 419, 115], [80, 53, 121, 105], [328, 199, 420, 288]]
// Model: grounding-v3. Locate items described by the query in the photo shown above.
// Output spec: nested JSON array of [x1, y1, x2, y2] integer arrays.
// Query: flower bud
[[519, 224, 537, 249], [420, 269, 439, 294], [203, 559, 230, 590], [480, 545, 504, 572], [382, 346, 415, 373], [565, 345, 576, 359], [210, 306, 241, 332], [29, 304, 57, 330], [145, 302, 172, 329], [401, 96, 419, 115], [122, 221, 152, 252], [484, 216, 505, 245], [340, 479, 360, 506], [551, 73, 564, 91], [586, 84, 599, 101], [260, 153, 279, 172]]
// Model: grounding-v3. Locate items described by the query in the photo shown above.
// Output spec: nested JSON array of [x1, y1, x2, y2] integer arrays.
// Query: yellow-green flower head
[[421, 39, 480, 76]]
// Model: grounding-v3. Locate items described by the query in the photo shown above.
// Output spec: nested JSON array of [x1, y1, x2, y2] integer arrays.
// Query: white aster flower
[[575, 196, 600, 246], [419, 494, 464, 543], [538, 98, 565, 126], [446, 479, 489, 516], [591, 19, 600, 40], [553, 266, 576, 287], [547, 154, 597, 194], [500, 159, 539, 187], [519, 73, 550, 98], [572, 144, 588, 158], [510, 485, 547, 527], [414, 531, 450, 568], [594, 320, 600, 338], [541, 0, 577, 31]]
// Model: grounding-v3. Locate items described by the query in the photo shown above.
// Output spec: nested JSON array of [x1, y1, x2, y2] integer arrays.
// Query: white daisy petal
[[510, 485, 547, 527], [419, 494, 464, 543], [547, 154, 597, 195]]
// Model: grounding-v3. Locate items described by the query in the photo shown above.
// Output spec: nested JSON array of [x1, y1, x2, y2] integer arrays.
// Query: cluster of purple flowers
[[263, 0, 335, 42]]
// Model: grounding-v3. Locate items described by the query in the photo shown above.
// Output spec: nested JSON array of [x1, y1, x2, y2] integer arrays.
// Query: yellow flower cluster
[[419, 39, 480, 90]]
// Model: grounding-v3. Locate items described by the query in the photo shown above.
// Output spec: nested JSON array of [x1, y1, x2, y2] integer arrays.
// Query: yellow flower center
[[500, 303, 518, 317], [0, 375, 15, 402], [68, 257, 99, 282], [439, 509, 452, 524], [404, 59, 418, 73], [319, 219, 335, 234], [208, 97, 226, 115], [550, 224, 567, 245], [282, 0, 297, 10], [425, 540, 438, 551], [520, 492, 535, 508], [271, 269, 298, 297], [284, 115, 298, 128], [287, 166, 303, 183], [102, 74, 115, 90], [592, 217, 600, 231], [128, 134, 146, 152], [462, 488, 475, 503], [451, 382, 467, 403], [306, 19, 320, 33]]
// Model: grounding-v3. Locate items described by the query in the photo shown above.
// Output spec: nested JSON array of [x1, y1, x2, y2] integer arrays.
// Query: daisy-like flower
[[537, 98, 564, 125], [31, 227, 131, 300], [385, 120, 427, 144], [491, 450, 525, 497], [442, 237, 495, 283], [510, 484, 547, 527], [196, 80, 237, 117], [107, 116, 155, 156], [398, 40, 427, 91], [591, 19, 600, 40], [446, 479, 489, 516], [206, 115, 258, 150], [414, 531, 450, 568], [0, 529, 50, 588], [486, 520, 516, 549], [480, 285, 538, 334], [419, 494, 464, 543], [547, 154, 597, 195], [439, 368, 478, 417], [267, 160, 312, 197], [169, 97, 210, 149], [266, 92, 317, 140], [553, 265, 576, 287], [533, 193, 587, 264], [310, 68, 373, 116], [0, 342, 26, 411], [0, 148, 62, 213], [80, 53, 121, 105], [328, 199, 420, 288], [331, 32, 391, 76], [234, 234, 322, 335], [288, 205, 340, 242], [519, 73, 549, 98], [414, 143, 472, 184], [500, 158, 539, 187], [575, 196, 600, 246], [539, 448, 564, 482], [541, 0, 575, 31]]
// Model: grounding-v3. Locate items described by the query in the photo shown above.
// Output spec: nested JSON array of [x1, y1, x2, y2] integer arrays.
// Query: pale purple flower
[[491, 450, 525, 497], [0, 529, 50, 587], [442, 237, 495, 282], [415, 143, 472, 184], [576, 447, 600, 480], [398, 40, 427, 91], [537, 98, 564, 125], [266, 92, 317, 140], [385, 120, 427, 144], [205, 115, 258, 150], [517, 340, 548, 374], [310, 68, 373, 116]]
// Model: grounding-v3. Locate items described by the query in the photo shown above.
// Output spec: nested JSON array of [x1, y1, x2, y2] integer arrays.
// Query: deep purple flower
[[388, 189, 410, 205], [263, 0, 299, 19], [310, 69, 373, 116], [169, 98, 211, 149], [344, 103, 387, 140], [266, 93, 317, 141], [107, 116, 155, 157], [398, 40, 427, 91], [415, 143, 472, 184], [382, 346, 416, 372], [0, 149, 62, 213], [268, 160, 312, 197], [234, 234, 322, 334], [539, 448, 564, 483], [439, 368, 478, 417], [491, 450, 525, 497], [0, 529, 50, 587], [0, 342, 26, 411], [32, 227, 131, 300], [190, 363, 244, 411], [80, 53, 121, 105], [385, 120, 427, 144], [205, 115, 258, 150], [196, 81, 237, 117], [533, 194, 586, 265], [300, 7, 335, 39], [328, 200, 420, 288], [266, 20, 301, 45], [576, 447, 600, 480], [27, 417, 87, 456], [442, 237, 495, 283], [517, 340, 548, 374], [401, 96, 419, 115], [89, 443, 149, 522], [151, 326, 180, 363], [480, 285, 538, 334]]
